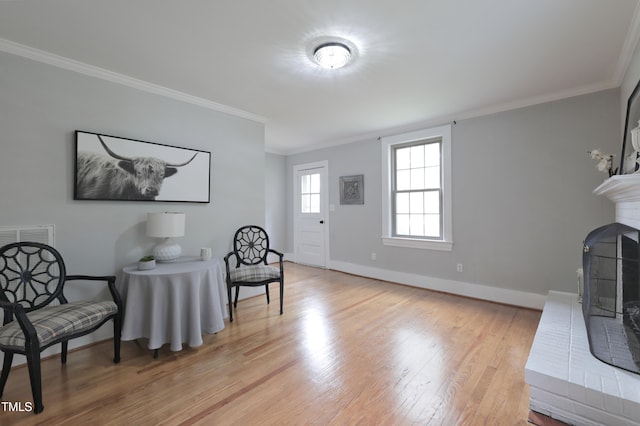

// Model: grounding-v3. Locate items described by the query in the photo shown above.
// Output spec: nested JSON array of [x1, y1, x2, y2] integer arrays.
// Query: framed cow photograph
[[74, 131, 211, 203]]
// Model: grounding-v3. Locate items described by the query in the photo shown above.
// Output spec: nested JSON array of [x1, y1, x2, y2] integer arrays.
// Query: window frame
[[392, 138, 443, 239], [381, 125, 453, 251]]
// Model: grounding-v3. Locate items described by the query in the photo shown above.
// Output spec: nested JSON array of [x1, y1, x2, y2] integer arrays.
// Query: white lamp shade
[[146, 212, 185, 238]]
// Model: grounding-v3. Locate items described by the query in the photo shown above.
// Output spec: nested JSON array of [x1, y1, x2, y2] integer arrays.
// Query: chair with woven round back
[[0, 242, 122, 414], [224, 226, 284, 322]]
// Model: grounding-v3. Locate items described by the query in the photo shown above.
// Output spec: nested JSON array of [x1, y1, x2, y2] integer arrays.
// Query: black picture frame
[[339, 174, 364, 205], [619, 79, 640, 174], [74, 131, 211, 203]]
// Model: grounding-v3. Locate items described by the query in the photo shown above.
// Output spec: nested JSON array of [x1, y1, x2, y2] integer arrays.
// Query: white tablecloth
[[118, 256, 227, 351]]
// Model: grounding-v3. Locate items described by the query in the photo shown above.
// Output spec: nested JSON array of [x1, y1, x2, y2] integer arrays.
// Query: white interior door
[[294, 162, 328, 268]]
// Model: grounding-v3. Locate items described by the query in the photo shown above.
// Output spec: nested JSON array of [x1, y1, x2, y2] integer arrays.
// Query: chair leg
[[279, 278, 284, 315], [227, 285, 234, 322], [0, 351, 14, 398], [265, 283, 270, 304], [61, 341, 68, 364], [234, 286, 240, 308], [25, 348, 43, 414], [113, 315, 122, 364]]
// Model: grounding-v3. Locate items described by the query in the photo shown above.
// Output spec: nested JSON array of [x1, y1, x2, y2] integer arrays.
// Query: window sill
[[382, 237, 453, 251]]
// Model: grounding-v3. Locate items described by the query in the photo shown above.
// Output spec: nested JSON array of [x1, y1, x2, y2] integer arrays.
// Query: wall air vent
[[0, 225, 55, 247]]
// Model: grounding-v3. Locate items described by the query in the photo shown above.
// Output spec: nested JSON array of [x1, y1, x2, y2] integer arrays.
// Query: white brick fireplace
[[525, 175, 640, 426]]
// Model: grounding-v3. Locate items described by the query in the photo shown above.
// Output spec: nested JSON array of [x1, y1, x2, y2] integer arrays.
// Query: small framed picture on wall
[[339, 174, 364, 205]]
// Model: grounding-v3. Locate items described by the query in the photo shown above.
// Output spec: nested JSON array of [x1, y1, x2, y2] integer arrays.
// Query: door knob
[[320, 220, 324, 224]]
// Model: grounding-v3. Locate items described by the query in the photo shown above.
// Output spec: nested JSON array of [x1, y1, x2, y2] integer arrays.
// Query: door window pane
[[310, 173, 320, 193], [310, 194, 320, 213], [301, 194, 310, 213], [300, 173, 321, 213]]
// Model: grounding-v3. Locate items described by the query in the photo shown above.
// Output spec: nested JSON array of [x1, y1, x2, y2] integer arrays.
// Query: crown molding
[[0, 38, 268, 124], [285, 79, 617, 156], [613, 1, 640, 85]]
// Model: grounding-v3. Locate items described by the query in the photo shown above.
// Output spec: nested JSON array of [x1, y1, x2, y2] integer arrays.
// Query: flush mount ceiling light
[[313, 42, 352, 69]]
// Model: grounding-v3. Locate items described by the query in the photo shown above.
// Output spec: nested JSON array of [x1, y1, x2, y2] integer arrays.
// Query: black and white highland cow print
[[75, 134, 202, 201]]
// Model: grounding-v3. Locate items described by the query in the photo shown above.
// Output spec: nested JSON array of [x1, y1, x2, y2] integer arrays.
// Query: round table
[[118, 256, 227, 355]]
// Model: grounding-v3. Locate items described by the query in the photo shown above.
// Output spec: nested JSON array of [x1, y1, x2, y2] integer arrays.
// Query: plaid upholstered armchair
[[224, 226, 284, 322], [0, 242, 122, 414]]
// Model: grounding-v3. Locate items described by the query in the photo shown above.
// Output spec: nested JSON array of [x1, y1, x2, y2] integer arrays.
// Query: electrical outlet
[[456, 263, 463, 272], [371, 252, 377, 261]]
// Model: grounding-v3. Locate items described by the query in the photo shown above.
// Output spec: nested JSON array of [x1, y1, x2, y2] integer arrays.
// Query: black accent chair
[[0, 242, 122, 414], [224, 226, 284, 322]]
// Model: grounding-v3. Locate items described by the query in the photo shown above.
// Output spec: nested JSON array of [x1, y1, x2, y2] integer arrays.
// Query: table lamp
[[146, 212, 185, 262]]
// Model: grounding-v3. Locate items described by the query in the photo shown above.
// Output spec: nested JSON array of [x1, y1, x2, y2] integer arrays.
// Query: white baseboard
[[327, 260, 546, 310], [278, 254, 544, 309]]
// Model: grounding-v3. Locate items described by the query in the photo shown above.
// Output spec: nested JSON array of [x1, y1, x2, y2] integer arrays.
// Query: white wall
[[285, 90, 619, 306], [0, 51, 266, 361]]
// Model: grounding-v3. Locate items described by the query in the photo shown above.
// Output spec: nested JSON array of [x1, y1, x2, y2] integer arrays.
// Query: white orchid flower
[[597, 158, 609, 171], [589, 149, 616, 176], [590, 149, 603, 159]]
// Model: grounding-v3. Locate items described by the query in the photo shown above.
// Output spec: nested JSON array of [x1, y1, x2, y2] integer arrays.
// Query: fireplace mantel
[[594, 174, 640, 229], [594, 174, 640, 203]]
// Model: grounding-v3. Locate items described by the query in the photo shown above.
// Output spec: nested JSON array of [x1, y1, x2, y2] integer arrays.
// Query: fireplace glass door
[[583, 222, 640, 374]]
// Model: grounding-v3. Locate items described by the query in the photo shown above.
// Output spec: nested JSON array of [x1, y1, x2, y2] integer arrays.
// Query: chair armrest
[[0, 299, 20, 324], [67, 274, 115, 282], [266, 248, 284, 272], [65, 275, 122, 313], [224, 252, 237, 279], [0, 300, 18, 311], [267, 248, 284, 259], [0, 300, 38, 346]]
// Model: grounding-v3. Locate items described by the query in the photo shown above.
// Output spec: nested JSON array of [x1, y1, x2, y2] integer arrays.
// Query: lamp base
[[153, 240, 182, 262]]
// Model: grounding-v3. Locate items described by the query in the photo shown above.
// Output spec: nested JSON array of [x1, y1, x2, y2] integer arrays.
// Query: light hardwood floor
[[1, 263, 541, 425]]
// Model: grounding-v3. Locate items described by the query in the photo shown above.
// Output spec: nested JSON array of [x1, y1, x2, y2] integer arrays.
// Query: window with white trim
[[381, 125, 453, 251]]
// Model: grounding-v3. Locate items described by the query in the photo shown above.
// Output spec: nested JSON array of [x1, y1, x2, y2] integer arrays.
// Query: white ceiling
[[1, 0, 639, 154]]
